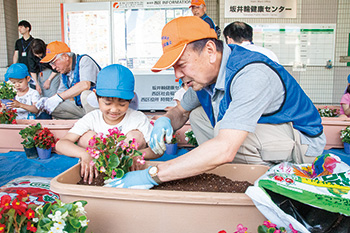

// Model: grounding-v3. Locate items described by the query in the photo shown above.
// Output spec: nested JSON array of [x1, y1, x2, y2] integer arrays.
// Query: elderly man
[[105, 16, 325, 189], [37, 41, 100, 119]]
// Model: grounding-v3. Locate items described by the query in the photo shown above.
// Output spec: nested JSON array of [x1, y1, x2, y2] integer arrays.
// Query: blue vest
[[197, 44, 323, 137], [61, 54, 101, 106], [201, 14, 216, 31]]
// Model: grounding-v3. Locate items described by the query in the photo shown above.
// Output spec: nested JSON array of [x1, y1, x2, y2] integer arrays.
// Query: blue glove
[[149, 117, 173, 155], [104, 167, 158, 189]]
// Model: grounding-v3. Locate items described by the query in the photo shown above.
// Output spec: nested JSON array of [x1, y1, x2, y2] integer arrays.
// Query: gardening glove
[[104, 167, 158, 189], [149, 117, 173, 155], [44, 94, 63, 114], [35, 97, 48, 111]]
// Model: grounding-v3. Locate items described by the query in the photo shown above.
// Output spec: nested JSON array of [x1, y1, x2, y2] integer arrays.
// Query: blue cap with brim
[[4, 63, 30, 81], [96, 64, 135, 100]]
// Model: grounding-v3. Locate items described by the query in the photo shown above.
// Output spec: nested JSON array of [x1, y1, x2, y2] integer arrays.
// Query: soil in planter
[[151, 173, 252, 193], [77, 172, 252, 193], [77, 173, 107, 186]]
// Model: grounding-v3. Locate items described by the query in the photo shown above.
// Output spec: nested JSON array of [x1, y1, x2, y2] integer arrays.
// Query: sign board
[[134, 74, 180, 110], [251, 24, 336, 66], [225, 0, 296, 18]]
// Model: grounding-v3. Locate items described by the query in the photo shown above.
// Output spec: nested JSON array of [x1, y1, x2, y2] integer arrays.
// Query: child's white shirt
[[15, 88, 40, 119], [173, 87, 186, 102], [69, 108, 153, 142]]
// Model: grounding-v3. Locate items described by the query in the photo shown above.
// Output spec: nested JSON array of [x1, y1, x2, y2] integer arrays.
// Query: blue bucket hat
[[96, 64, 135, 100], [4, 63, 30, 81]]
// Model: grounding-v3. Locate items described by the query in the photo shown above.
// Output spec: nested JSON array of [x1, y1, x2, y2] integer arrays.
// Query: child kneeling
[[1, 63, 40, 119], [56, 64, 154, 184]]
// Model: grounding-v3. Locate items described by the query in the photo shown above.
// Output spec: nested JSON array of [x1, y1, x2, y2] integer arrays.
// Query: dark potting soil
[[77, 172, 107, 186], [77, 172, 252, 193], [151, 173, 252, 193]]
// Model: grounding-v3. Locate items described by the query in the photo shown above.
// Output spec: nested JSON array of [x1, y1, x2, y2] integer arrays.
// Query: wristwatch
[[148, 166, 163, 184]]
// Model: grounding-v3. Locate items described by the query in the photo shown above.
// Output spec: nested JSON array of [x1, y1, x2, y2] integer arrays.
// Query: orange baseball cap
[[190, 0, 206, 7], [40, 41, 71, 63], [151, 16, 217, 72]]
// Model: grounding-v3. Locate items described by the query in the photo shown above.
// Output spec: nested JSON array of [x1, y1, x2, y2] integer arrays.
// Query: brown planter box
[[322, 117, 350, 149], [50, 162, 269, 233], [0, 119, 77, 153]]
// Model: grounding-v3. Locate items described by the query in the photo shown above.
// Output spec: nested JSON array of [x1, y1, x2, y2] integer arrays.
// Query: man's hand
[[149, 117, 173, 155], [43, 94, 63, 114], [43, 79, 51, 89], [104, 167, 158, 189]]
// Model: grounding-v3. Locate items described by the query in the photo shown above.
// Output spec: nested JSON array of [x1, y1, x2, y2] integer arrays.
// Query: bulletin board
[[62, 1, 191, 110], [250, 24, 336, 66]]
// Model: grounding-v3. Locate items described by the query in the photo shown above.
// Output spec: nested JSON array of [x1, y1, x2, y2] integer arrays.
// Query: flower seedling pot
[[344, 142, 350, 154], [1, 99, 12, 109], [51, 162, 269, 233], [0, 119, 77, 153], [165, 143, 178, 155], [24, 146, 38, 159], [37, 147, 51, 160]]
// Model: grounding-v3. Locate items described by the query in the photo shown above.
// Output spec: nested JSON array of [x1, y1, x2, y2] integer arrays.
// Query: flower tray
[[0, 119, 77, 153], [50, 162, 269, 233]]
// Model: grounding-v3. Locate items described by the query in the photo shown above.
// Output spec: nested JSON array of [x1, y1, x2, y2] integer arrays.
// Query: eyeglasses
[[49, 54, 63, 66]]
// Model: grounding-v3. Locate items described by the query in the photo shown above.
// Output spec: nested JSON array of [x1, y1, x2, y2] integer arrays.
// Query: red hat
[[40, 41, 71, 63], [190, 0, 206, 7], [151, 16, 217, 72]]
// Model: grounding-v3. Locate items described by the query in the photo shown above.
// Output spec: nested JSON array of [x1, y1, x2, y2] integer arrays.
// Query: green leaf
[[257, 225, 268, 233], [64, 203, 74, 211], [126, 157, 133, 168], [109, 153, 120, 168], [81, 226, 88, 233], [115, 168, 124, 178], [69, 216, 82, 229]]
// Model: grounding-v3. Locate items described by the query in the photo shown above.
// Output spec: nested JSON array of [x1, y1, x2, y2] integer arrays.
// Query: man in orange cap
[[36, 41, 100, 119], [190, 0, 218, 36], [105, 16, 325, 189]]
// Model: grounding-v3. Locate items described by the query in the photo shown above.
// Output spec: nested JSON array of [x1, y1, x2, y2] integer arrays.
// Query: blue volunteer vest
[[61, 54, 101, 106], [196, 44, 323, 137], [201, 14, 216, 31]]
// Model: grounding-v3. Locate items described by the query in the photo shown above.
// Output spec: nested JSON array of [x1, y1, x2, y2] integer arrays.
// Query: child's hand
[[81, 152, 99, 184], [7, 99, 21, 109]]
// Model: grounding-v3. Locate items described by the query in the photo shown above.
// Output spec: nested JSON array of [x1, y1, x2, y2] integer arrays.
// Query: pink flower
[[234, 224, 247, 233], [88, 137, 97, 146], [263, 221, 277, 228], [89, 160, 95, 166], [289, 224, 298, 233], [137, 157, 145, 165], [108, 127, 121, 136], [130, 138, 139, 150], [112, 170, 116, 176]]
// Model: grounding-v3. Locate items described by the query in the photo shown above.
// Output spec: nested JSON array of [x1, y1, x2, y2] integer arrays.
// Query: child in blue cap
[[56, 64, 154, 184], [2, 63, 40, 119]]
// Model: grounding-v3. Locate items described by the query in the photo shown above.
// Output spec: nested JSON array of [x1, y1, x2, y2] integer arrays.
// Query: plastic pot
[[344, 142, 350, 154], [36, 147, 52, 160], [23, 146, 38, 159], [165, 143, 178, 155]]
